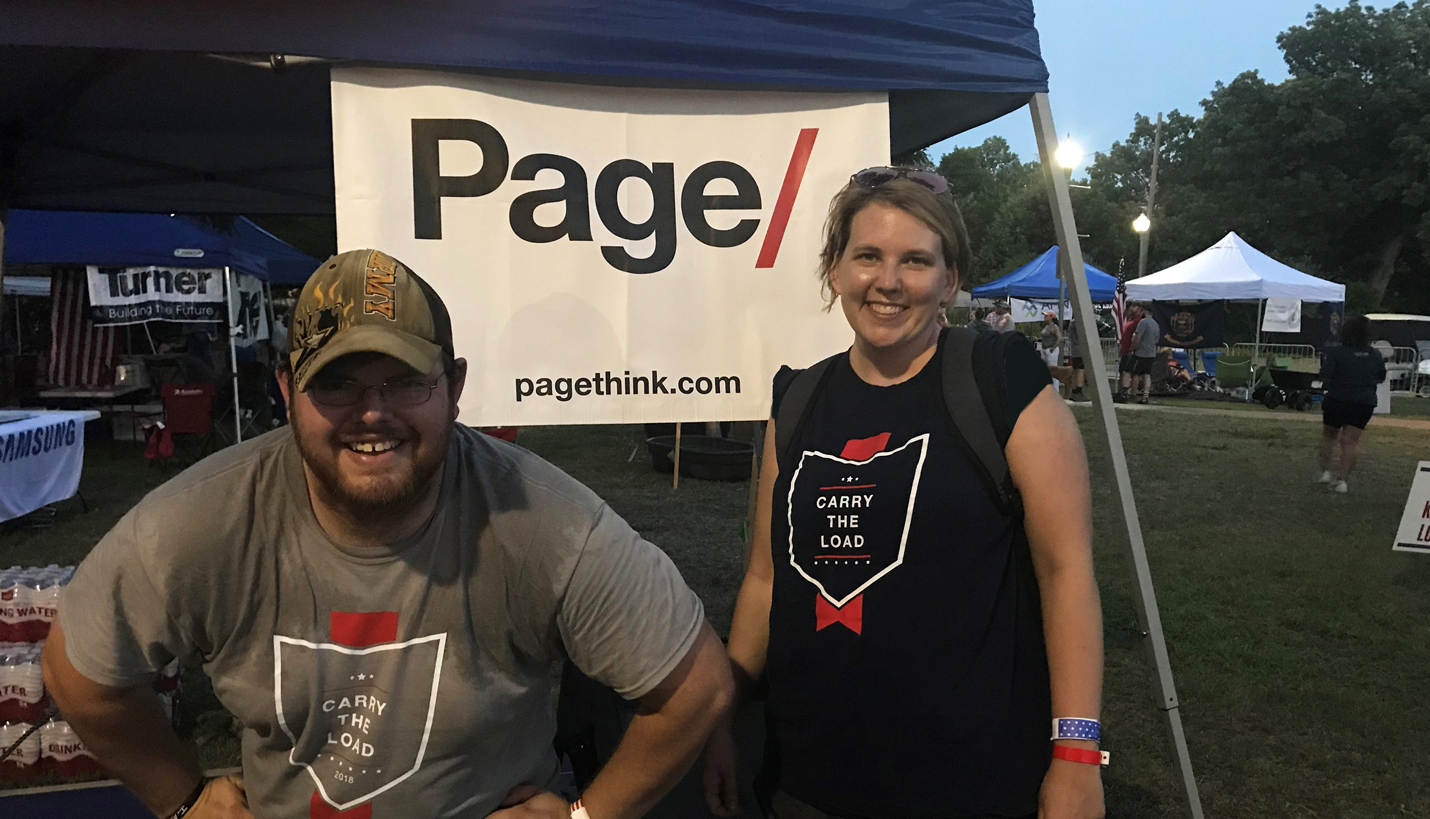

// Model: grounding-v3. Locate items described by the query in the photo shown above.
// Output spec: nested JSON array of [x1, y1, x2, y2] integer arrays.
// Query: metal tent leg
[[224, 267, 243, 445], [1029, 92, 1205, 819]]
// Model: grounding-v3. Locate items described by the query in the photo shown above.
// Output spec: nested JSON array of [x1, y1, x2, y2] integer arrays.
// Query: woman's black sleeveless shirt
[[764, 337, 1052, 819]]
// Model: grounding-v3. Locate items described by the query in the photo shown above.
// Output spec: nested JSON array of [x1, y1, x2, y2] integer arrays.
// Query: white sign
[[1393, 461, 1430, 554], [332, 68, 886, 426], [1261, 297, 1302, 333], [86, 266, 225, 325], [229, 272, 270, 347]]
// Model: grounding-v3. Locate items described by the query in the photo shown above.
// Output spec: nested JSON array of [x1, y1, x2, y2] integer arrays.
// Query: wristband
[[570, 798, 591, 819], [1052, 745, 1109, 767], [1051, 717, 1101, 743], [169, 777, 209, 819]]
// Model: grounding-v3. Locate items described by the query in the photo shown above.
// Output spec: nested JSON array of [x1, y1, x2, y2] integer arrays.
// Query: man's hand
[[487, 788, 569, 819], [701, 719, 739, 816], [1038, 757, 1104, 819], [189, 775, 255, 819]]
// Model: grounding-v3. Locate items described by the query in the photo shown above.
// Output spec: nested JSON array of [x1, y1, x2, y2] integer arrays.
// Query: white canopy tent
[[1126, 232, 1345, 357]]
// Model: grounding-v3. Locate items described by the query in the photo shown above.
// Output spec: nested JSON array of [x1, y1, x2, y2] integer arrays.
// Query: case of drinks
[[0, 565, 72, 643]]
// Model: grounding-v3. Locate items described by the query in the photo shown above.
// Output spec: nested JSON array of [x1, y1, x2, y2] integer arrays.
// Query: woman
[[1318, 314, 1386, 493], [1040, 310, 1063, 391], [704, 168, 1104, 819]]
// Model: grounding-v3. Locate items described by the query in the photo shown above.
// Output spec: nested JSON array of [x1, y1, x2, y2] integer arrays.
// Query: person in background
[[1119, 304, 1158, 405], [1040, 311, 1063, 391], [1066, 317, 1086, 402], [1113, 304, 1141, 404], [989, 300, 1014, 332], [965, 306, 992, 332], [1317, 314, 1387, 493]]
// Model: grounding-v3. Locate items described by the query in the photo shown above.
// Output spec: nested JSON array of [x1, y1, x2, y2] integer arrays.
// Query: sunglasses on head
[[849, 166, 950, 195]]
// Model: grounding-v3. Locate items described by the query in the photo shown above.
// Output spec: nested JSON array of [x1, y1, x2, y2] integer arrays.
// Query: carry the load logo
[[786, 433, 928, 634], [274, 618, 446, 812]]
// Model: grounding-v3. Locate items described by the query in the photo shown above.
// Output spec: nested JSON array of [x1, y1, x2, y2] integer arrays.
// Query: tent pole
[[224, 267, 242, 444], [0, 210, 8, 364], [1255, 299, 1264, 364], [1030, 93, 1205, 819]]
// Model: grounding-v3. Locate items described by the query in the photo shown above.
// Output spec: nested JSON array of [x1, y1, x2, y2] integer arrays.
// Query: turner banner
[[86, 266, 225, 325], [331, 68, 885, 425]]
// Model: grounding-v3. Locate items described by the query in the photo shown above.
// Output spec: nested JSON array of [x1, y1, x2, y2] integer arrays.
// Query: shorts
[[1068, 356, 1084, 369], [1129, 355, 1155, 376], [1118, 353, 1135, 373], [1322, 397, 1374, 430]]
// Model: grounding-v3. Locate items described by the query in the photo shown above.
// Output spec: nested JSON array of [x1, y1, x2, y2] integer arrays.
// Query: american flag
[[1111, 268, 1129, 345], [48, 269, 118, 387]]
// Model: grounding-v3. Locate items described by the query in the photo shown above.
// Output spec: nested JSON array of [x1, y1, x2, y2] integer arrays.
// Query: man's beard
[[291, 417, 451, 525]]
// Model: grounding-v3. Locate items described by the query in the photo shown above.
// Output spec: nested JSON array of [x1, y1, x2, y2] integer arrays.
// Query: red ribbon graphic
[[815, 593, 863, 634]]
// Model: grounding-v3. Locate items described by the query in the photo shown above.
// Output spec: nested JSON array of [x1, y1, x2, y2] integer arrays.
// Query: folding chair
[[152, 383, 218, 466]]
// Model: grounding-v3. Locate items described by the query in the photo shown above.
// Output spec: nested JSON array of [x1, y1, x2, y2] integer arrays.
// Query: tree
[[1184, 1, 1430, 311]]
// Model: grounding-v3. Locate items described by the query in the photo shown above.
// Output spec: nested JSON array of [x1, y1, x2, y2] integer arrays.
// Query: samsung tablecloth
[[0, 411, 93, 521]]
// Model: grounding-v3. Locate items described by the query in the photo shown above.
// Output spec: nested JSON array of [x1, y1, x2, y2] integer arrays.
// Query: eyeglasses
[[850, 166, 950, 195], [306, 375, 444, 407]]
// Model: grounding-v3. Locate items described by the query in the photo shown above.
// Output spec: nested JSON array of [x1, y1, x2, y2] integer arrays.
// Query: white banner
[[332, 68, 886, 425], [0, 412, 88, 522], [86, 266, 225, 325], [229, 272, 270, 347], [1261, 297, 1302, 333]]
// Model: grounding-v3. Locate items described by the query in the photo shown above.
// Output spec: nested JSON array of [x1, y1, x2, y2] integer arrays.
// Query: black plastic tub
[[646, 435, 754, 482]]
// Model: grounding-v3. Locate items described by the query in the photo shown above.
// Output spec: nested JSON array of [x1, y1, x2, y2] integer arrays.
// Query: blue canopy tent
[[2, 210, 268, 278], [0, 4, 1204, 816], [972, 246, 1118, 303]]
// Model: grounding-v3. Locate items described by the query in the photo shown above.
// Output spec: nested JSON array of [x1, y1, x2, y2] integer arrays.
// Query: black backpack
[[774, 326, 1025, 521]]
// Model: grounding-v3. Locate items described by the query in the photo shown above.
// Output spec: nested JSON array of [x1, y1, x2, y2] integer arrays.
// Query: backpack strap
[[774, 354, 839, 471], [939, 327, 1022, 519]]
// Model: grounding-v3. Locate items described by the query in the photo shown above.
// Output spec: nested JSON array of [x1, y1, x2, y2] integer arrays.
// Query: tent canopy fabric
[[1125, 232, 1346, 303], [2, 210, 321, 283], [0, 1, 1047, 213], [971, 246, 1118, 302]]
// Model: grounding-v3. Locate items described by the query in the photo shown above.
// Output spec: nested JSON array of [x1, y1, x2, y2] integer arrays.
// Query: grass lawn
[[4, 415, 1429, 817]]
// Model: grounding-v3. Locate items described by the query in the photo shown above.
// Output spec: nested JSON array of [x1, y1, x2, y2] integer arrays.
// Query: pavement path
[[1067, 398, 1430, 430]]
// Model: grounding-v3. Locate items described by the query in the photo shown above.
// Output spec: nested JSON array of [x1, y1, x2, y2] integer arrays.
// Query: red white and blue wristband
[[1051, 717, 1101, 743], [570, 799, 590, 819]]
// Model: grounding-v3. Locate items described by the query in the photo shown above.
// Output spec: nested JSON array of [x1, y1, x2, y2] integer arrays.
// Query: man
[[43, 249, 733, 819], [987, 301, 1014, 333], [1120, 303, 1160, 404], [964, 306, 991, 332]]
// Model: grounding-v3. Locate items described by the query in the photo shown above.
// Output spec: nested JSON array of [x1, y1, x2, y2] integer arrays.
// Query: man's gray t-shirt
[[1133, 316, 1160, 357], [61, 426, 704, 818]]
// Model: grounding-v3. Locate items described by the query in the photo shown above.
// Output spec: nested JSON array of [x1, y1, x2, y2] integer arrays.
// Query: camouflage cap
[[288, 249, 455, 392]]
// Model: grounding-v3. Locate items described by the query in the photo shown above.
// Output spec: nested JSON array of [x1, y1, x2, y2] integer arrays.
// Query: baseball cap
[[288, 249, 455, 392]]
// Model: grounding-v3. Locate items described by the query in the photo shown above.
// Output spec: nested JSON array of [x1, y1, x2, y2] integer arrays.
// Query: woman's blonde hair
[[816, 178, 971, 309]]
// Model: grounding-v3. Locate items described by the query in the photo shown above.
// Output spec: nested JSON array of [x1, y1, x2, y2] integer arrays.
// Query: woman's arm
[[703, 420, 779, 816], [1005, 386, 1105, 819], [726, 419, 778, 702]]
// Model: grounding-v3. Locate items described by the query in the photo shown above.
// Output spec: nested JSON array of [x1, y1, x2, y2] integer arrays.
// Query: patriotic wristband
[[1051, 717, 1101, 743], [570, 798, 591, 819], [1052, 745, 1110, 767]]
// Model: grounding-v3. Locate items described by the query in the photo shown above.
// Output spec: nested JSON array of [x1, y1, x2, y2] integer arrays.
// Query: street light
[[1055, 137, 1083, 170], [1132, 213, 1151, 233]]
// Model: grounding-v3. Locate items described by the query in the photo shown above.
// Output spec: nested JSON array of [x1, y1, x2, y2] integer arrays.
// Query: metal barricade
[[1387, 346, 1422, 394], [1100, 337, 1120, 375], [1230, 343, 1319, 368]]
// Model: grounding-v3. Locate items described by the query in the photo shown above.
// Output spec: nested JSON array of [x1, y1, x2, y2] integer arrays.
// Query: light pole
[[1055, 136, 1084, 375], [1135, 113, 1163, 278]]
